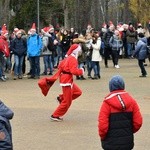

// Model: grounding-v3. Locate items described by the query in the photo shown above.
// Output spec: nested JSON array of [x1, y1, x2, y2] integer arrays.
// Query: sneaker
[[0, 76, 6, 82], [80, 76, 86, 80], [28, 76, 35, 79], [2, 75, 8, 80], [41, 72, 47, 75], [48, 72, 53, 75], [13, 76, 17, 80], [18, 75, 23, 79], [139, 75, 147, 77], [115, 65, 120, 69], [50, 115, 63, 122]]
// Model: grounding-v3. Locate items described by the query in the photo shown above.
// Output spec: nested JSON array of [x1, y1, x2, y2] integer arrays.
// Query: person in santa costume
[[38, 44, 84, 121]]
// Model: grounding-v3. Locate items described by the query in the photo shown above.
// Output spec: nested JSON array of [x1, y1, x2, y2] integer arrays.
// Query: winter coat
[[133, 37, 147, 60], [11, 37, 27, 56], [27, 34, 42, 57], [98, 76, 142, 150], [61, 34, 71, 52], [109, 35, 123, 51], [91, 37, 102, 62], [126, 29, 137, 44], [103, 29, 114, 48], [0, 100, 14, 150], [0, 36, 10, 57]]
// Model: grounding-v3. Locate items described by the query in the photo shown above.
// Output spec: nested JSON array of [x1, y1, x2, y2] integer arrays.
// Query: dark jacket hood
[[0, 100, 14, 120], [109, 75, 125, 92]]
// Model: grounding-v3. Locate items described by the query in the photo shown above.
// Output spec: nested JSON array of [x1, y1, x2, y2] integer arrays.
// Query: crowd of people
[[0, 21, 149, 149], [0, 21, 150, 82]]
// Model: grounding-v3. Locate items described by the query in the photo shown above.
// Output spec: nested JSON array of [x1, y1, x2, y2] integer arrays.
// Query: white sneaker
[[115, 65, 120, 69], [50, 115, 63, 122]]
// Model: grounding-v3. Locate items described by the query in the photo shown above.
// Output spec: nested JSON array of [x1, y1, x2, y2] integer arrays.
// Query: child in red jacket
[[98, 75, 142, 150]]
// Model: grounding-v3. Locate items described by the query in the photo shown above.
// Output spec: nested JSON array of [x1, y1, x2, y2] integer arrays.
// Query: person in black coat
[[11, 30, 27, 80]]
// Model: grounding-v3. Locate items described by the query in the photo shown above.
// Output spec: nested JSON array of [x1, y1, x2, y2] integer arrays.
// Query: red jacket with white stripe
[[98, 90, 142, 149], [58, 54, 84, 86]]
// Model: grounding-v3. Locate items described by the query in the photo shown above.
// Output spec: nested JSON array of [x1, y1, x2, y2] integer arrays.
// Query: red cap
[[66, 44, 81, 57], [30, 23, 36, 31]]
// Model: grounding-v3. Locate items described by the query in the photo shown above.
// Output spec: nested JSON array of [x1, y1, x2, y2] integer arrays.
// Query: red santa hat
[[41, 26, 50, 33], [49, 26, 54, 32], [30, 23, 36, 31], [65, 44, 81, 57], [1, 24, 8, 36]]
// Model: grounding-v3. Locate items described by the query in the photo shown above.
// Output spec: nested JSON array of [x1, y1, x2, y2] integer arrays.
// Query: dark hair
[[138, 33, 144, 38]]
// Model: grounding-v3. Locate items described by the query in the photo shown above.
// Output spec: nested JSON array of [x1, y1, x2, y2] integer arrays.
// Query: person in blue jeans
[[11, 30, 27, 80], [27, 23, 42, 79], [41, 27, 53, 75]]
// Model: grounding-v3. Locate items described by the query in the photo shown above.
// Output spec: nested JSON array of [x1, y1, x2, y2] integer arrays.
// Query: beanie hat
[[109, 75, 125, 92], [30, 23, 36, 31], [65, 44, 81, 57]]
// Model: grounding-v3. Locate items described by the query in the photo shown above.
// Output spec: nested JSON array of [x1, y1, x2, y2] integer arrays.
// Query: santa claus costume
[[38, 44, 84, 121]]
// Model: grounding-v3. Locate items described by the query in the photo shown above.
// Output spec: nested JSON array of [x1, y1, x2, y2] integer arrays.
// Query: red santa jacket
[[0, 36, 10, 57], [98, 90, 142, 141], [58, 53, 84, 86]]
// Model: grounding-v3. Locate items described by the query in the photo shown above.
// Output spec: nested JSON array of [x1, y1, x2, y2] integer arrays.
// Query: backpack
[[47, 37, 55, 51]]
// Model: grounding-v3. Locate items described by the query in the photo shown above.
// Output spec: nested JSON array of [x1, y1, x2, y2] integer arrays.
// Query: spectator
[[11, 30, 27, 80], [0, 24, 10, 81], [27, 23, 42, 79], [40, 27, 53, 75], [91, 32, 102, 79], [103, 25, 114, 68], [132, 33, 148, 77], [98, 75, 142, 150], [109, 30, 123, 68], [126, 22, 137, 58]]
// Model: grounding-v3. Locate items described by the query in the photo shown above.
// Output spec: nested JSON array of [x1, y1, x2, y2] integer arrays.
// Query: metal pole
[[37, 0, 40, 33]]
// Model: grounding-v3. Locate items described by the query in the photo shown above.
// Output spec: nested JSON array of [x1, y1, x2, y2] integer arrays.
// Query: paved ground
[[0, 58, 150, 150]]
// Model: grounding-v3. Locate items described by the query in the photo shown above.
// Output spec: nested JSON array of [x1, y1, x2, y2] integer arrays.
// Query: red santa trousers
[[52, 83, 82, 117]]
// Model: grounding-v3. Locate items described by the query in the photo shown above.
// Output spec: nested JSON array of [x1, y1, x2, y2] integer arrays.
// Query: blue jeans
[[43, 55, 53, 74], [127, 43, 135, 57], [14, 55, 24, 76], [86, 57, 92, 76], [91, 61, 100, 76], [30, 56, 40, 77]]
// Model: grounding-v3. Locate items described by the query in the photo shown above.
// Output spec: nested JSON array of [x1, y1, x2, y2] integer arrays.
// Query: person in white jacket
[[91, 32, 102, 79]]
